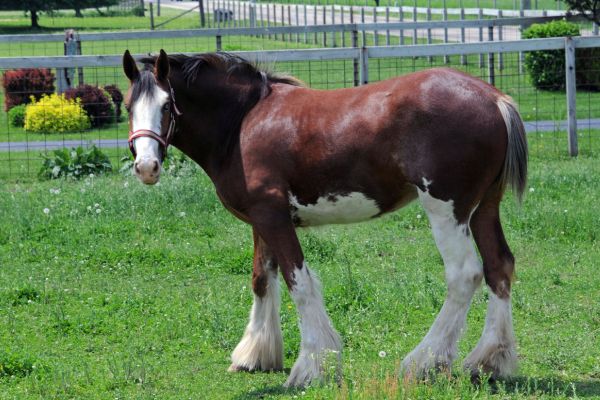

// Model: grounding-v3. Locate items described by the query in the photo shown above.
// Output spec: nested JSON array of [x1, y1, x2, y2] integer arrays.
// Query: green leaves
[[39, 145, 112, 180], [523, 20, 600, 91]]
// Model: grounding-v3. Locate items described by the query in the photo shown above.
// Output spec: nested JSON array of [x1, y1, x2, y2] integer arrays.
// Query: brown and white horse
[[123, 49, 527, 388]]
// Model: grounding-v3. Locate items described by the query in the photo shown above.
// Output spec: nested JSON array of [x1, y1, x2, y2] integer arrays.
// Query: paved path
[[2, 119, 598, 152], [162, 0, 525, 42]]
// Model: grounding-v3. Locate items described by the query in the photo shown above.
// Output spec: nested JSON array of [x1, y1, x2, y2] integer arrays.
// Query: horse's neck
[[175, 79, 262, 175]]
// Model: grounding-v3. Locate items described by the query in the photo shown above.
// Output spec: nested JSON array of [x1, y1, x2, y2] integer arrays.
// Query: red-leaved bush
[[64, 84, 114, 127], [2, 69, 55, 111], [103, 84, 123, 119]]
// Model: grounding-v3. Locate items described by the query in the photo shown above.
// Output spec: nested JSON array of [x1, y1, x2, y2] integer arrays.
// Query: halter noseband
[[128, 79, 183, 160]]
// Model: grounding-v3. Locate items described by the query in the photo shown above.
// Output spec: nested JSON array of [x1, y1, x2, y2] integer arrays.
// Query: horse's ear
[[155, 49, 170, 82], [123, 50, 139, 82]]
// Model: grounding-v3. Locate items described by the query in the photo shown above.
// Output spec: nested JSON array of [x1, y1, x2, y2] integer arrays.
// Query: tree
[[0, 0, 59, 28], [0, 0, 119, 27], [65, 0, 119, 18], [563, 0, 600, 24]]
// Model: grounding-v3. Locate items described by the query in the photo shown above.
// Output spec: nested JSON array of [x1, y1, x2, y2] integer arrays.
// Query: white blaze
[[131, 84, 169, 161]]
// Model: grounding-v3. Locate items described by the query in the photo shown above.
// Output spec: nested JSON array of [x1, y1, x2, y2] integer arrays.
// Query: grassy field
[[0, 136, 599, 399]]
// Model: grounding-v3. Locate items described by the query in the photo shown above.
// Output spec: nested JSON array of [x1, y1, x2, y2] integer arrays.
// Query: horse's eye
[[162, 103, 170, 112]]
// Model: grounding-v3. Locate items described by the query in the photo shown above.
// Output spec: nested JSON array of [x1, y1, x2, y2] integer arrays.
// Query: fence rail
[[0, 15, 585, 44], [1, 19, 599, 178]]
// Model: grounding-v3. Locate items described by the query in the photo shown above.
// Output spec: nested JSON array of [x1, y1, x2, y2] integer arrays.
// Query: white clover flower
[[94, 203, 100, 208], [179, 211, 186, 217], [529, 187, 535, 193], [89, 173, 94, 178], [96, 209, 101, 214], [378, 351, 387, 358], [123, 181, 129, 188], [87, 206, 92, 211], [43, 208, 50, 215], [416, 214, 422, 219]]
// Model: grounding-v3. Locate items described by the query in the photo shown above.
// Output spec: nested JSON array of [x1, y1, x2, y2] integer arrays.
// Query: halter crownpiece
[[128, 78, 182, 160]]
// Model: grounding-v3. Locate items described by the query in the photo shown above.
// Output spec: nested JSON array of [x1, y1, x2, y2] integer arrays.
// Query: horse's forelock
[[130, 69, 157, 104]]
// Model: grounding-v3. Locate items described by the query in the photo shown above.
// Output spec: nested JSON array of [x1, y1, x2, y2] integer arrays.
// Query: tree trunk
[[30, 9, 39, 28], [75, 7, 83, 17]]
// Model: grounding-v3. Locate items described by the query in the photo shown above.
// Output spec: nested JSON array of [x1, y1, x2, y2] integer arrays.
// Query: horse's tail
[[497, 95, 528, 203]]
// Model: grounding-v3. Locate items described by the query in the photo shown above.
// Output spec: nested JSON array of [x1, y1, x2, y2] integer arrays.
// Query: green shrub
[[24, 94, 91, 133], [8, 104, 26, 127], [39, 145, 112, 180], [64, 84, 115, 127], [131, 5, 145, 16], [523, 20, 600, 91]]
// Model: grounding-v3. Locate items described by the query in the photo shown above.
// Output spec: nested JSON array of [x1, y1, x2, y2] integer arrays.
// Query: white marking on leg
[[285, 263, 342, 388], [421, 177, 433, 190], [288, 192, 380, 226], [402, 189, 483, 377], [229, 264, 283, 372], [464, 289, 517, 377]]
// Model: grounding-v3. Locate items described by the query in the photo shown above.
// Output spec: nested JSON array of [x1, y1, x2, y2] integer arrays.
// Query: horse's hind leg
[[463, 186, 517, 379], [402, 188, 483, 378], [229, 229, 283, 372]]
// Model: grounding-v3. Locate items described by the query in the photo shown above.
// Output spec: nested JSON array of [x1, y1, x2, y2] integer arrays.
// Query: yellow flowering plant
[[24, 93, 91, 133]]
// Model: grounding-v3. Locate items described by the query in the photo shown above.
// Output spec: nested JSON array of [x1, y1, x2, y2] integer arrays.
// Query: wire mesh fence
[[1, 22, 599, 180]]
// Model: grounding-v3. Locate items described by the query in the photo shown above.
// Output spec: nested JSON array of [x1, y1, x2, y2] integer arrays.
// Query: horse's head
[[123, 49, 178, 185]]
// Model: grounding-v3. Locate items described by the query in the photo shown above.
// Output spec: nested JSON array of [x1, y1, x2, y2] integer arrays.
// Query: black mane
[[139, 52, 303, 89], [135, 53, 302, 166]]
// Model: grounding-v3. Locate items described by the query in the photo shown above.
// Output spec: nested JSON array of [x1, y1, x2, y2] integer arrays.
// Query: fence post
[[488, 26, 495, 86], [58, 29, 80, 93], [460, 7, 466, 65], [216, 35, 222, 51], [498, 9, 503, 70], [565, 36, 578, 157], [352, 29, 360, 87], [157, 0, 160, 16], [199, 0, 205, 27], [250, 0, 256, 28], [478, 8, 483, 68], [443, 0, 448, 63], [360, 46, 369, 85], [149, 1, 155, 30]]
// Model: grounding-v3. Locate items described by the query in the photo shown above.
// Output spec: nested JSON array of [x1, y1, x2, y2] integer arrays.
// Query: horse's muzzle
[[134, 157, 161, 185]]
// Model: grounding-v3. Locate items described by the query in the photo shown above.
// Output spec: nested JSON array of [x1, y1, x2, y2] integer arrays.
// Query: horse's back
[[238, 68, 512, 226]]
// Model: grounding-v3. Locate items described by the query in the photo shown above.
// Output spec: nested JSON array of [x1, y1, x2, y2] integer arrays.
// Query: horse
[[122, 49, 528, 388]]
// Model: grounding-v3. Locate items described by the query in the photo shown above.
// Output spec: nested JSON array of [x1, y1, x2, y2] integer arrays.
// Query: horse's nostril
[[152, 160, 159, 173], [134, 162, 141, 175]]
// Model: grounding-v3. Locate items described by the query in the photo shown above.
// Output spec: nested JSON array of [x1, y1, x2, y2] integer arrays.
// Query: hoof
[[464, 343, 517, 380], [401, 346, 453, 380], [284, 349, 341, 388]]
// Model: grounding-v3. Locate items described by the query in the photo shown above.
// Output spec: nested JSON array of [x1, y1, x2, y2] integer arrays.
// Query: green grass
[[0, 142, 599, 398]]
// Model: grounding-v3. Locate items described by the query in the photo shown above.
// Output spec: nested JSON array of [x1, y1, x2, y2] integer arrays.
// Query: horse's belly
[[289, 192, 381, 227]]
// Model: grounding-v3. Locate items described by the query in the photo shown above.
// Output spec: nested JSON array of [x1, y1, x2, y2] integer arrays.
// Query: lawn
[[0, 134, 598, 399]]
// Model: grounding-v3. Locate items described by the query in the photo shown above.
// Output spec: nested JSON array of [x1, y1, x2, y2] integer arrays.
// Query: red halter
[[128, 79, 182, 160]]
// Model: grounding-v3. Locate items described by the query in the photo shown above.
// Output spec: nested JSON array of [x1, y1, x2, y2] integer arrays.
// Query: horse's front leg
[[250, 205, 342, 388], [230, 228, 283, 372]]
